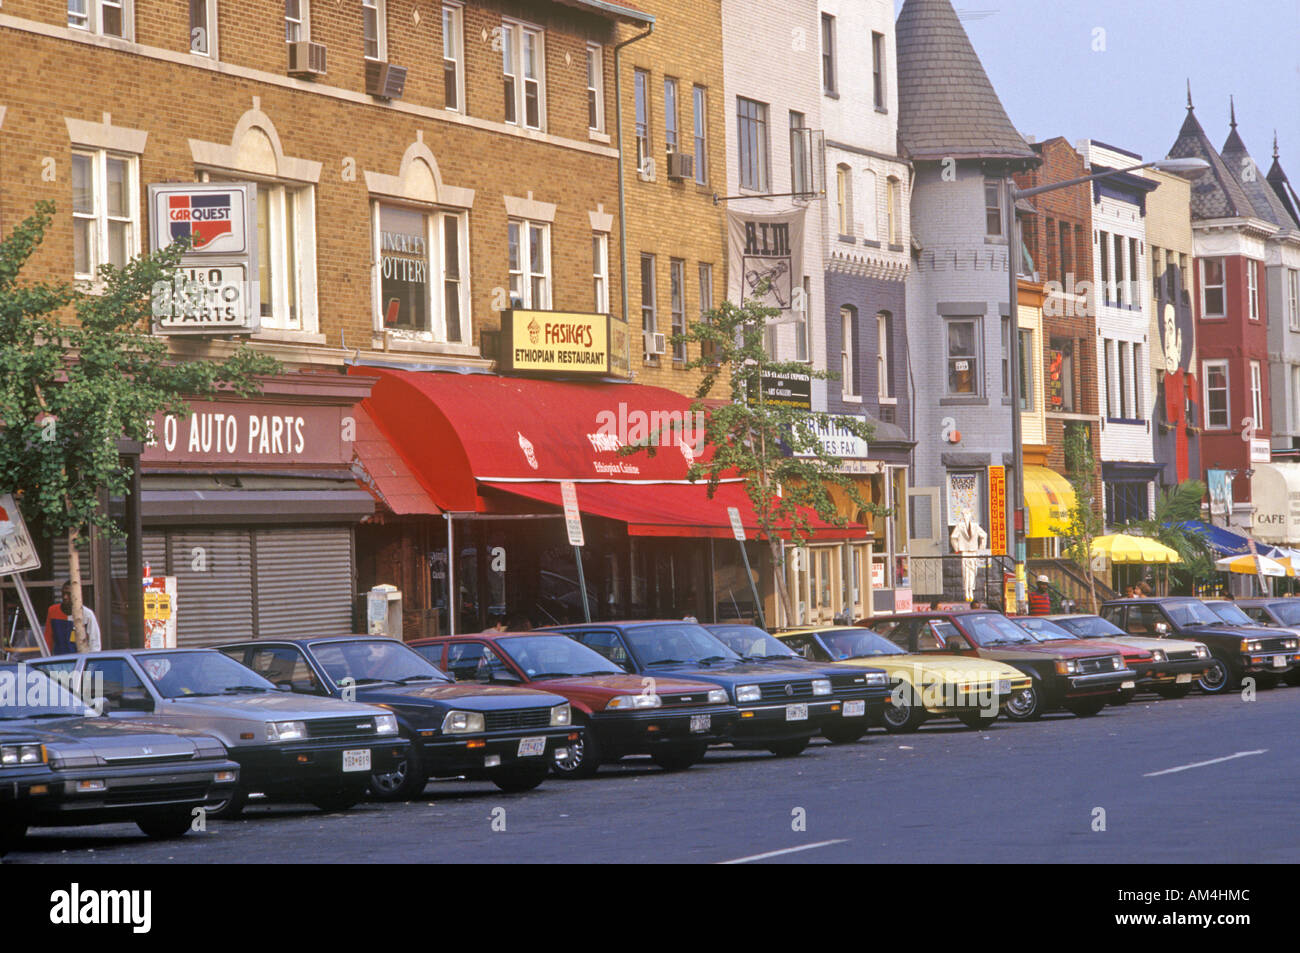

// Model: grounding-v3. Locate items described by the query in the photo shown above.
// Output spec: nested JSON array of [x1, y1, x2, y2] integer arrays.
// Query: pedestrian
[[1137, 572, 1154, 596], [1026, 575, 1052, 615], [506, 612, 533, 631], [481, 614, 508, 633], [43, 581, 101, 655]]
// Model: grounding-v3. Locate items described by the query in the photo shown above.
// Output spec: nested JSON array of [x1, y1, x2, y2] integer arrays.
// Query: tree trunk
[[66, 528, 89, 653], [767, 536, 792, 628]]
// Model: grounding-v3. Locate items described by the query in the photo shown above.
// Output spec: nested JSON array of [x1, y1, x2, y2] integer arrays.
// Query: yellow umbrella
[[1215, 553, 1286, 577], [1090, 535, 1182, 564]]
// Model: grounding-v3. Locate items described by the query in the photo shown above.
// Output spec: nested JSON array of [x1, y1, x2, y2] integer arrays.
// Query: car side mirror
[[490, 669, 522, 685], [116, 689, 154, 712], [1154, 622, 1169, 636], [274, 681, 294, 692]]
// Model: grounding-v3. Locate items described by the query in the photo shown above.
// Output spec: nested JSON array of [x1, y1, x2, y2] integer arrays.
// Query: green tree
[[0, 202, 278, 650], [1121, 480, 1214, 594], [1054, 424, 1105, 612], [624, 289, 886, 626]]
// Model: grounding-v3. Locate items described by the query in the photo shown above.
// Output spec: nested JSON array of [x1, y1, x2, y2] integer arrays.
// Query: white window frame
[[985, 180, 1002, 236], [1248, 259, 1260, 321], [820, 12, 837, 95], [634, 69, 651, 171], [692, 85, 708, 185], [371, 202, 469, 345], [1289, 269, 1300, 332], [284, 0, 308, 43], [1203, 359, 1230, 430], [877, 312, 895, 403], [442, 4, 465, 112], [670, 258, 686, 361], [871, 31, 886, 109], [189, 0, 218, 57], [1250, 360, 1263, 430], [592, 232, 609, 314], [796, 275, 810, 363], [887, 176, 900, 245], [946, 317, 980, 396], [737, 97, 769, 193], [1201, 257, 1226, 318], [1292, 366, 1300, 429], [362, 0, 386, 61], [836, 164, 851, 237], [1019, 327, 1035, 412], [71, 149, 140, 283], [586, 43, 604, 133], [841, 306, 859, 399], [664, 77, 680, 154], [640, 253, 657, 339], [507, 219, 550, 311], [69, 0, 132, 39], [257, 183, 313, 332], [502, 18, 545, 131]]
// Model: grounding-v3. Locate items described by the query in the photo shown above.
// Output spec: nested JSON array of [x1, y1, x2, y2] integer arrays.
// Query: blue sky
[[897, 0, 1300, 171]]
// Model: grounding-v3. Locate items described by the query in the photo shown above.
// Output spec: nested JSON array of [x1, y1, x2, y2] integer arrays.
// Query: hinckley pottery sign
[[499, 310, 614, 376], [142, 401, 351, 468]]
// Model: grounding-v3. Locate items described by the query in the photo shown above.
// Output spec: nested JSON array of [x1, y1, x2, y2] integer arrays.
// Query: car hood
[[527, 673, 716, 696], [0, 716, 221, 761], [1038, 638, 1148, 660], [1109, 635, 1204, 653], [638, 661, 823, 684], [986, 642, 1119, 659], [159, 691, 387, 719], [355, 682, 567, 710], [839, 654, 1028, 682]]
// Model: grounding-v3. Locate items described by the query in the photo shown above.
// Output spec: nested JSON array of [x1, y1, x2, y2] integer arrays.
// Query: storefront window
[[376, 203, 467, 343]]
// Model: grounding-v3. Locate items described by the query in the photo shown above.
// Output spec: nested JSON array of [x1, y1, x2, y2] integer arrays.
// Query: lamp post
[[1003, 156, 1209, 612]]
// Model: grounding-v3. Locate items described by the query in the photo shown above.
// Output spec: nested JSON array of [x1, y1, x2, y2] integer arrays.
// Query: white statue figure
[[949, 507, 989, 603]]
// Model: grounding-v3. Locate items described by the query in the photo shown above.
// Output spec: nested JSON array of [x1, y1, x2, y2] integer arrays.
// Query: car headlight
[[1150, 649, 1166, 662], [1286, 639, 1298, 650], [706, 689, 728, 704], [1241, 639, 1261, 652], [1055, 660, 1078, 675], [736, 684, 761, 703], [375, 714, 399, 735], [811, 679, 832, 696], [0, 744, 46, 766], [265, 721, 307, 742], [550, 703, 572, 726], [605, 694, 661, 710], [440, 710, 485, 734], [863, 672, 889, 687], [1196, 644, 1209, 658]]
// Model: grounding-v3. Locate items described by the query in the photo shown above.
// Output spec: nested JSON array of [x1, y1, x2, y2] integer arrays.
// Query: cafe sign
[[500, 310, 621, 377]]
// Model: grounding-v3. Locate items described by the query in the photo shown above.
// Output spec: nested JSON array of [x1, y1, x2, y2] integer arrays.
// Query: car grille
[[829, 673, 868, 691], [101, 753, 196, 765], [1254, 637, 1292, 653], [104, 780, 211, 806], [1168, 649, 1199, 662], [659, 692, 715, 707], [758, 680, 816, 701], [483, 708, 553, 732], [1076, 656, 1121, 675], [305, 717, 378, 742]]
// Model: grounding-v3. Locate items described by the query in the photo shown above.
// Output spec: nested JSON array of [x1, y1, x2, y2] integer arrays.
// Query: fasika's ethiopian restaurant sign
[[499, 310, 628, 378]]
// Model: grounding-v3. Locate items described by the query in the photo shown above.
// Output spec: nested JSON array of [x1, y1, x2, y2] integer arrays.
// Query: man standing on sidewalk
[[42, 581, 101, 654], [1027, 575, 1052, 616]]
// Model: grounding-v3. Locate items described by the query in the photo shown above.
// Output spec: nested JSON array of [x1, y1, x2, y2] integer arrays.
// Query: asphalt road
[[6, 685, 1298, 864]]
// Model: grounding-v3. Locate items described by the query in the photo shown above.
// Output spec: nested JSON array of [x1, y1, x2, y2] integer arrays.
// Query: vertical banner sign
[[988, 465, 1007, 556], [727, 207, 806, 320], [560, 481, 585, 547]]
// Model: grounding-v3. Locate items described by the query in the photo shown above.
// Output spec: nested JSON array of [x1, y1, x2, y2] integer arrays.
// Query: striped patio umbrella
[[1214, 553, 1287, 577]]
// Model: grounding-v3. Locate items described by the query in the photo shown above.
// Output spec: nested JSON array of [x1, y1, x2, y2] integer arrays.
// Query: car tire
[[0, 821, 26, 857], [1002, 682, 1044, 721], [1287, 669, 1300, 688], [136, 810, 194, 840], [881, 683, 927, 733], [1254, 673, 1280, 690], [551, 719, 601, 779], [1196, 656, 1239, 695], [207, 787, 248, 820], [490, 763, 549, 793], [956, 710, 999, 730], [1109, 688, 1135, 706], [369, 738, 428, 801], [1154, 684, 1192, 699], [765, 737, 811, 758], [1065, 697, 1107, 717], [822, 722, 869, 744], [649, 743, 708, 772], [310, 787, 365, 813]]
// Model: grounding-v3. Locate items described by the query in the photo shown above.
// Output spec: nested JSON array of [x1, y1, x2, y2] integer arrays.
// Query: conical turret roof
[[1220, 102, 1299, 234], [1267, 133, 1300, 228], [1167, 93, 1254, 220]]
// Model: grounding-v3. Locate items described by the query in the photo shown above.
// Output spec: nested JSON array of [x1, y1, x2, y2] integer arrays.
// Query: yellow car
[[776, 626, 1032, 732]]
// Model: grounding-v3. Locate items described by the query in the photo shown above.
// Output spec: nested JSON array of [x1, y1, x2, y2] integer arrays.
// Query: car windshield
[[1164, 601, 1221, 627], [963, 614, 1035, 646], [138, 651, 276, 698], [310, 640, 451, 686], [497, 635, 621, 678], [1265, 602, 1300, 625], [621, 623, 741, 667], [708, 625, 798, 659], [817, 629, 905, 660], [1205, 602, 1254, 626], [0, 664, 96, 718], [1010, 617, 1075, 641], [1055, 615, 1127, 638]]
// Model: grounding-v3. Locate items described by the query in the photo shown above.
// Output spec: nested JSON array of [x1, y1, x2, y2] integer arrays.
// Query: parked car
[[860, 611, 1133, 720], [1099, 597, 1300, 694], [1, 662, 239, 855], [544, 621, 888, 757], [1235, 598, 1300, 686], [218, 636, 578, 797], [702, 623, 888, 743], [410, 631, 738, 777], [33, 649, 408, 817], [1009, 615, 1151, 704], [1043, 613, 1212, 698], [773, 625, 1032, 731]]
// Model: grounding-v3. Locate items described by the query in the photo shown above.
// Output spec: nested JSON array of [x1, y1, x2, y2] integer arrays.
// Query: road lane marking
[[1143, 749, 1267, 777], [718, 839, 848, 864]]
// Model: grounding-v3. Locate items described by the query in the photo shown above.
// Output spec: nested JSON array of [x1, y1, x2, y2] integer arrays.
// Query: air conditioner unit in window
[[287, 41, 327, 78], [637, 155, 657, 183], [666, 152, 695, 181], [365, 60, 408, 100], [643, 331, 667, 356]]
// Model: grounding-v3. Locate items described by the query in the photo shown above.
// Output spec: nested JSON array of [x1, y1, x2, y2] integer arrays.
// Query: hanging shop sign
[[988, 465, 1007, 556], [499, 310, 625, 378]]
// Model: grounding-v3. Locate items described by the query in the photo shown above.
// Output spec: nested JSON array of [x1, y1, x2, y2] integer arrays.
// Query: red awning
[[351, 406, 443, 516]]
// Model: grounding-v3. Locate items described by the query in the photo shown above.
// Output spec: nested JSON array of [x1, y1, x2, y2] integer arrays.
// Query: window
[[841, 306, 858, 397], [70, 0, 129, 37], [887, 177, 901, 245], [1201, 257, 1225, 317], [1118, 341, 1131, 418], [585, 43, 603, 131], [1103, 338, 1118, 416], [698, 262, 713, 320], [592, 233, 609, 313], [862, 170, 878, 240], [664, 78, 679, 153], [502, 20, 544, 130], [1019, 328, 1034, 411], [1048, 336, 1074, 412], [443, 4, 464, 112], [1289, 269, 1300, 331], [1058, 221, 1070, 286], [71, 150, 138, 281], [871, 31, 886, 109], [821, 13, 837, 95], [877, 312, 894, 401], [1293, 367, 1300, 426], [445, 642, 509, 683], [670, 259, 686, 361], [1001, 317, 1011, 398], [255, 184, 311, 330], [692, 86, 707, 185], [836, 164, 852, 237], [1099, 231, 1111, 305], [1251, 360, 1263, 429], [1203, 360, 1229, 429], [1129, 236, 1139, 305], [640, 253, 656, 336], [190, 0, 216, 55], [1248, 260, 1260, 321], [790, 111, 807, 197], [1113, 233, 1126, 306], [796, 275, 810, 363], [362, 0, 385, 60], [737, 97, 768, 192], [634, 69, 651, 171], [85, 659, 146, 711], [284, 0, 305, 42], [946, 318, 978, 395], [985, 180, 1002, 236], [507, 220, 549, 310], [1106, 482, 1149, 525], [375, 204, 466, 343]]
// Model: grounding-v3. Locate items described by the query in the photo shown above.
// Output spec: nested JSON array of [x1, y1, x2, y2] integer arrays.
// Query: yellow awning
[[1092, 534, 1181, 564], [1024, 465, 1076, 538]]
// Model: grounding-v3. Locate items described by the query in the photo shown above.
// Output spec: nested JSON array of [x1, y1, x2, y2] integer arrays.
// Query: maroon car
[[1009, 615, 1149, 704], [410, 632, 739, 777]]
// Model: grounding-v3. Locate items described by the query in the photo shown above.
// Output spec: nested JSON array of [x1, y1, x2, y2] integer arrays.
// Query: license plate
[[997, 680, 1011, 694], [785, 703, 808, 721], [1273, 656, 1286, 668], [1121, 681, 1135, 690], [689, 714, 711, 733], [342, 749, 371, 773], [1176, 673, 1192, 684], [844, 700, 866, 718], [517, 736, 546, 757]]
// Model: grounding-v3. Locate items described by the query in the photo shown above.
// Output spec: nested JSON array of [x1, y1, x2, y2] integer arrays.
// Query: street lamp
[[1003, 156, 1209, 612]]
